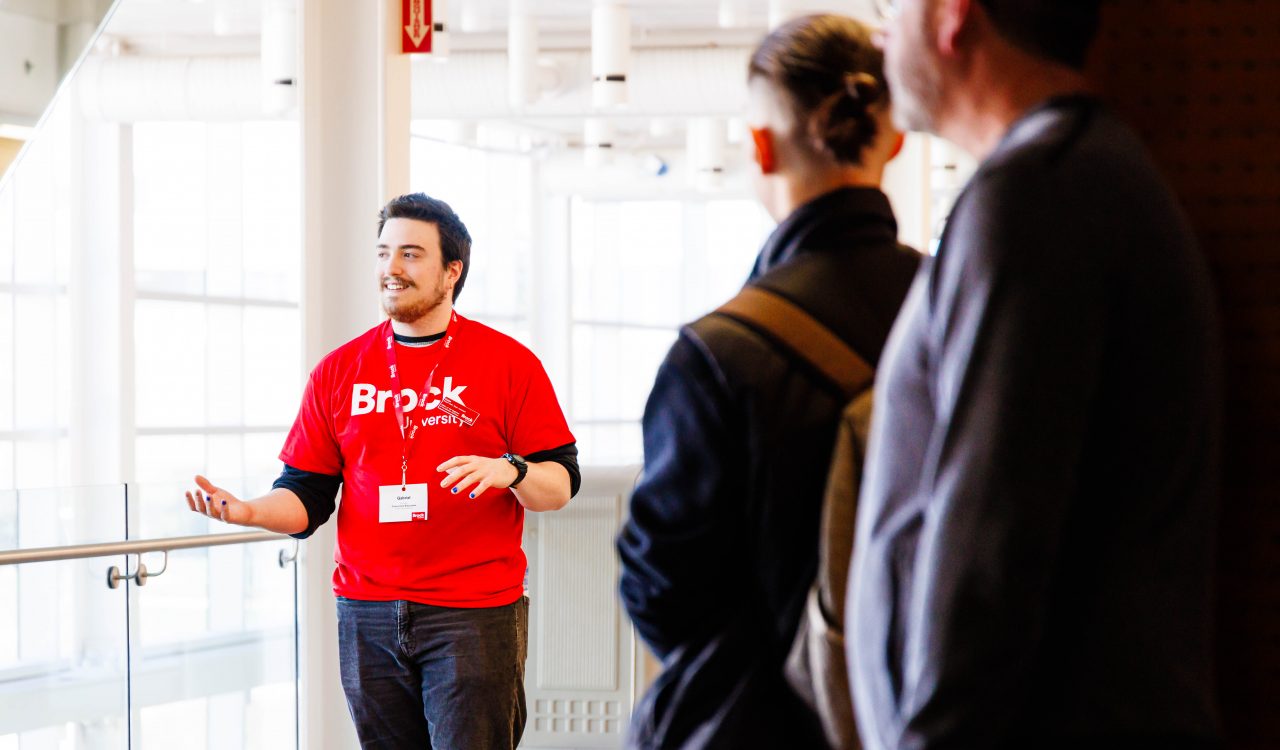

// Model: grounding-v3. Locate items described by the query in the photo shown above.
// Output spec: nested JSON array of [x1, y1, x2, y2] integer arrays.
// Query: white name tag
[[379, 483, 428, 523]]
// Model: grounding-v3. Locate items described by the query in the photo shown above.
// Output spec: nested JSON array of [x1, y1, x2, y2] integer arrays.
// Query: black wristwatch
[[501, 453, 528, 488]]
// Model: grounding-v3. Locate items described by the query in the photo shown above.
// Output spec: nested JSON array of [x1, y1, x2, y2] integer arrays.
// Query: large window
[[1, 101, 302, 749], [569, 198, 772, 464], [131, 120, 302, 520], [129, 123, 302, 721], [406, 135, 774, 465], [0, 99, 72, 491], [410, 136, 533, 343]]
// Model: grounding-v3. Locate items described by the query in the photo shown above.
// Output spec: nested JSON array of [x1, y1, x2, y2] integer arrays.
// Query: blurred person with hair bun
[[617, 14, 919, 749]]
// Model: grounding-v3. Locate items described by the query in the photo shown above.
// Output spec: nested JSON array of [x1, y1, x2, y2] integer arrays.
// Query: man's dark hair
[[377, 192, 472, 302], [976, 0, 1103, 69], [748, 14, 888, 165]]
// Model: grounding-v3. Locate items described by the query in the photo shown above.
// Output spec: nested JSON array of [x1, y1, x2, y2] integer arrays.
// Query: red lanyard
[[382, 311, 459, 487]]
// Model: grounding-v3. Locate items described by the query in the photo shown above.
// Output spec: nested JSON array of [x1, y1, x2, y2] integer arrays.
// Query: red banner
[[402, 0, 433, 54]]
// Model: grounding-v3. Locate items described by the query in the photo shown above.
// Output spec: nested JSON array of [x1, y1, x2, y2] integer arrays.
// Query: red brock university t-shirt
[[279, 315, 574, 607]]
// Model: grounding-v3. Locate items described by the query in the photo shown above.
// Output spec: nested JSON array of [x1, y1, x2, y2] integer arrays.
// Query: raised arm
[[185, 474, 309, 535], [436, 454, 573, 512]]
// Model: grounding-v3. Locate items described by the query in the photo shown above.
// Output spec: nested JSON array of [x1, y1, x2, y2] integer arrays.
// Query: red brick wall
[[1089, 4, 1280, 748]]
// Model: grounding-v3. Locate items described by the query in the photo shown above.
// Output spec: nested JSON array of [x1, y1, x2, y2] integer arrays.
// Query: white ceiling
[[100, 0, 878, 49]]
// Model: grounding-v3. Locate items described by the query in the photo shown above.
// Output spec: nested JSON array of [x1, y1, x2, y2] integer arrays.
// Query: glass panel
[[129, 483, 298, 750], [0, 485, 129, 749]]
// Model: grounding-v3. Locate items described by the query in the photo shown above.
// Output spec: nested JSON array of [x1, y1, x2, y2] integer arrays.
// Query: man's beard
[[382, 280, 449, 324]]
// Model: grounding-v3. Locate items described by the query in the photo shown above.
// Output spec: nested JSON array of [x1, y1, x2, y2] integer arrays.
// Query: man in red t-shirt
[[184, 193, 579, 749]]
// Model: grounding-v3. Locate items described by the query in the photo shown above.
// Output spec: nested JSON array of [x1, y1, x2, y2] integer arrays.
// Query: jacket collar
[[749, 186, 897, 280]]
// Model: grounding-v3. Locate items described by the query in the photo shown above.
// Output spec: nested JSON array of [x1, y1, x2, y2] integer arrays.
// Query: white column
[[297, 1, 410, 748], [67, 117, 134, 702]]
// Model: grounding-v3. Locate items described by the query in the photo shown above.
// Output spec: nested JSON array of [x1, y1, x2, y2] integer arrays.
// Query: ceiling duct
[[583, 117, 615, 168], [76, 56, 264, 122], [591, 2, 630, 109], [413, 46, 749, 120], [260, 0, 297, 115], [687, 117, 727, 191], [431, 0, 451, 59], [74, 47, 751, 123], [507, 0, 538, 108]]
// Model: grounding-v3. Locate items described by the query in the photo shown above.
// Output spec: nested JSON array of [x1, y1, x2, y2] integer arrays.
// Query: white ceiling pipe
[[260, 0, 297, 116], [413, 47, 749, 119], [591, 2, 630, 109], [76, 56, 265, 122], [507, 1, 538, 108], [73, 47, 752, 123], [432, 0, 451, 59], [583, 117, 615, 168], [687, 116, 727, 191]]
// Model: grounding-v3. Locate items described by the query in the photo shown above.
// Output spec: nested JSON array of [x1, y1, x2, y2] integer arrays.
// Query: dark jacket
[[617, 187, 920, 749], [848, 97, 1222, 750]]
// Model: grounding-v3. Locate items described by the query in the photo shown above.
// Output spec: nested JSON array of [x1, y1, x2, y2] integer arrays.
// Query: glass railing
[[0, 482, 298, 749]]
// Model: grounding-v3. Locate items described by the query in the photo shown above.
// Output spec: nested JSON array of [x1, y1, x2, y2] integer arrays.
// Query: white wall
[[0, 10, 58, 124]]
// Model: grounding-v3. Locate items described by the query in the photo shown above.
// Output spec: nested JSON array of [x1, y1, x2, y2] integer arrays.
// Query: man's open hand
[[185, 475, 254, 526]]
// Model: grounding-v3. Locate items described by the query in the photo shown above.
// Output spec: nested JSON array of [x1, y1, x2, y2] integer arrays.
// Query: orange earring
[[750, 128, 776, 174], [888, 133, 906, 161]]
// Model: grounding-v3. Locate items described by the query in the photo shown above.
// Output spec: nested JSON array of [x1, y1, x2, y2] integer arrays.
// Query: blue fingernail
[[221, 501, 226, 506], [469, 493, 475, 499], [451, 488, 457, 494]]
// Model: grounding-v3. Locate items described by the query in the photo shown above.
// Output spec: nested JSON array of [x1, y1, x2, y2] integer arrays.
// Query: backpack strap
[[716, 285, 874, 398]]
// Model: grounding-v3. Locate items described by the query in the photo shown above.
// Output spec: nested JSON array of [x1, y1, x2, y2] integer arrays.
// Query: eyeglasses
[[874, 0, 899, 22]]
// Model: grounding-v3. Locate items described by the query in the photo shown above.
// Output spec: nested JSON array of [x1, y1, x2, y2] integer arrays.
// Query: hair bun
[[844, 72, 881, 107], [748, 14, 887, 165]]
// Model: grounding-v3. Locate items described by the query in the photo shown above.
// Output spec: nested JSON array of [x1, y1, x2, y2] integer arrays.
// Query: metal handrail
[[0, 531, 290, 567]]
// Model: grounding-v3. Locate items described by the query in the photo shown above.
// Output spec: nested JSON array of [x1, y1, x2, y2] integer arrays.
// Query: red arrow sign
[[402, 0, 433, 53]]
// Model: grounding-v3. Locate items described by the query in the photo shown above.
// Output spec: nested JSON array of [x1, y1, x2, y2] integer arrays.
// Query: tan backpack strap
[[716, 285, 874, 398]]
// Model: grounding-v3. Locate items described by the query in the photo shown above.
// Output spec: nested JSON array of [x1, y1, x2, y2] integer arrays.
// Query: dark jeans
[[336, 596, 529, 750]]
